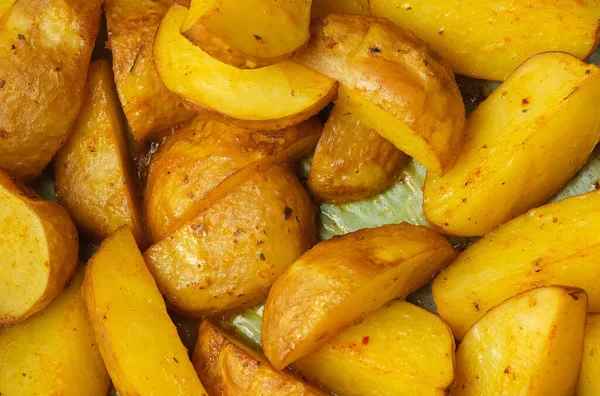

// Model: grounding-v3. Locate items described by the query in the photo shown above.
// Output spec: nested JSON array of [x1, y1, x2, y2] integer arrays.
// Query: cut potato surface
[[0, 0, 15, 20], [453, 286, 587, 396], [262, 223, 456, 369], [578, 314, 600, 395], [311, 0, 370, 19], [154, 6, 338, 130]]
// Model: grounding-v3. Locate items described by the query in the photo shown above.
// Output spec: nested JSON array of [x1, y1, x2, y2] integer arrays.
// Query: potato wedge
[[144, 165, 316, 317], [0, 170, 78, 325], [293, 300, 455, 396], [308, 105, 406, 203], [424, 53, 600, 237], [371, 0, 600, 81], [0, 268, 109, 396], [294, 14, 465, 174], [154, 6, 338, 131], [311, 0, 370, 19], [0, 0, 101, 180], [54, 59, 146, 248], [433, 190, 600, 340], [578, 314, 600, 395], [182, 0, 311, 69], [144, 117, 322, 243], [262, 224, 456, 369], [193, 321, 326, 395], [83, 227, 208, 396], [453, 286, 587, 396]]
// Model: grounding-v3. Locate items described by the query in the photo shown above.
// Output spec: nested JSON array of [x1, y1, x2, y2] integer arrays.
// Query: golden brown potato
[[578, 314, 600, 395], [293, 300, 455, 396], [143, 165, 316, 317], [0, 0, 15, 20], [154, 6, 338, 131], [453, 286, 587, 396], [0, 268, 109, 396], [144, 116, 322, 243], [193, 321, 326, 396], [181, 0, 311, 69], [311, 0, 370, 19], [83, 227, 208, 396], [308, 105, 406, 203], [424, 53, 600, 237], [432, 190, 600, 340], [294, 14, 465, 175], [104, 0, 195, 144], [371, 0, 600, 81], [262, 224, 456, 369], [0, 0, 101, 180], [54, 59, 146, 248], [0, 169, 78, 325]]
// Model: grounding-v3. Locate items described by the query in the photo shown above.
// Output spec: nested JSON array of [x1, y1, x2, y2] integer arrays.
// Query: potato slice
[[0, 0, 101, 180], [424, 53, 600, 237], [104, 0, 195, 145], [311, 0, 370, 19], [154, 6, 338, 131], [144, 165, 316, 317], [308, 105, 406, 203], [83, 227, 208, 395], [144, 117, 322, 243], [193, 321, 326, 395], [262, 224, 455, 369], [181, 0, 311, 69], [54, 59, 146, 248], [294, 14, 465, 174], [578, 314, 600, 395], [293, 300, 455, 396], [371, 0, 600, 81], [453, 286, 587, 395], [433, 190, 600, 340], [0, 268, 109, 395], [0, 170, 78, 325]]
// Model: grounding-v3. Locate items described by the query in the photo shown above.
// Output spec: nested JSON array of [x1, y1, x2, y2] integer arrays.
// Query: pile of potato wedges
[[1, 0, 600, 395]]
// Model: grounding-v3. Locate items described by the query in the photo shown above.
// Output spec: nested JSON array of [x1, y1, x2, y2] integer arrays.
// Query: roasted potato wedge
[[182, 0, 311, 69], [293, 300, 455, 396], [0, 169, 78, 325], [424, 53, 600, 237], [371, 0, 600, 81], [262, 224, 456, 369], [54, 59, 146, 248], [104, 0, 195, 144], [294, 14, 465, 175], [83, 227, 208, 396], [453, 286, 587, 396], [144, 165, 316, 317], [311, 0, 370, 19], [193, 321, 326, 395], [144, 116, 322, 243], [0, 268, 109, 396], [578, 314, 600, 395], [308, 105, 406, 203], [0, 0, 101, 180], [433, 190, 600, 340], [154, 6, 338, 131]]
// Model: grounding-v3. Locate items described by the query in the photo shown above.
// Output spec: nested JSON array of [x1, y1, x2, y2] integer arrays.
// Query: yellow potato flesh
[[371, 0, 600, 81], [424, 52, 600, 237], [262, 223, 456, 369], [293, 301, 455, 396], [0, 0, 16, 20], [182, 0, 311, 68], [83, 227, 208, 396], [311, 0, 370, 19], [0, 269, 109, 396], [154, 6, 338, 130], [578, 314, 600, 395], [54, 59, 146, 248], [453, 286, 587, 396], [433, 190, 600, 340]]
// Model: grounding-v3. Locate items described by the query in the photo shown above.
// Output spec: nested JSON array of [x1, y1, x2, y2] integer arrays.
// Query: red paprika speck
[[362, 336, 370, 345], [521, 98, 529, 105]]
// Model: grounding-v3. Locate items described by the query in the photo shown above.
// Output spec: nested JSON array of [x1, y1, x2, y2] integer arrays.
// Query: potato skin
[[0, 0, 101, 180], [578, 314, 600, 395]]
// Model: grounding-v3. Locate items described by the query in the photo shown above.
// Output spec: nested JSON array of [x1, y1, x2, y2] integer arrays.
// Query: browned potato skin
[[54, 59, 146, 248], [308, 106, 406, 203], [143, 166, 316, 317], [144, 117, 322, 243], [193, 322, 326, 396], [105, 0, 195, 145], [0, 0, 101, 180]]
